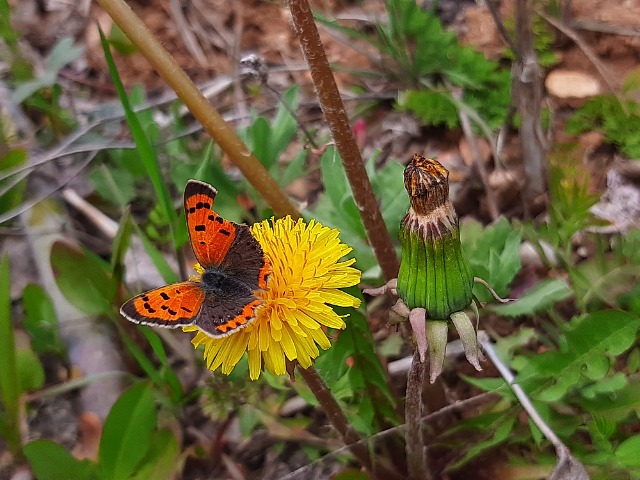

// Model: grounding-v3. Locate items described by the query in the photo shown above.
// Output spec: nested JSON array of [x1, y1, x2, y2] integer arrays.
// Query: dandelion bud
[[396, 155, 473, 320]]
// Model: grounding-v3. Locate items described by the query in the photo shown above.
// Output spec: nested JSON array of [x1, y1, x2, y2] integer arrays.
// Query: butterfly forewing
[[184, 180, 237, 268]]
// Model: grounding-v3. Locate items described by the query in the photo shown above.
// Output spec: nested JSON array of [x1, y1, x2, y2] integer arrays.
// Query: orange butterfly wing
[[183, 180, 238, 268], [120, 282, 205, 327], [121, 180, 271, 338]]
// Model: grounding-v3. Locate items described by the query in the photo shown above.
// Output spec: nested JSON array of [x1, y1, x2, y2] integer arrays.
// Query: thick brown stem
[[287, 0, 400, 281], [97, 0, 299, 219], [513, 0, 547, 216], [406, 350, 430, 480]]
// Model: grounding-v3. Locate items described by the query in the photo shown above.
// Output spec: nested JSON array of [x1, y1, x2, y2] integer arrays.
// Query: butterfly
[[120, 180, 270, 337]]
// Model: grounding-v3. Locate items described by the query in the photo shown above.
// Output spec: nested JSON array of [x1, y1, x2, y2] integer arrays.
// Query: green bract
[[396, 155, 473, 320]]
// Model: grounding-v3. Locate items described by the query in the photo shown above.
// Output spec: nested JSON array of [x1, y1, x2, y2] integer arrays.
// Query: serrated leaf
[[24, 439, 97, 480], [464, 218, 521, 302], [518, 311, 640, 401], [398, 90, 459, 128], [100, 383, 156, 480], [487, 279, 572, 317]]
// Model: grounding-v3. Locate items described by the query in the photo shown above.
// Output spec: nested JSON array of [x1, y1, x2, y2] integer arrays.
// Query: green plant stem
[[405, 350, 430, 480], [96, 0, 299, 219], [297, 365, 373, 472], [288, 0, 400, 281]]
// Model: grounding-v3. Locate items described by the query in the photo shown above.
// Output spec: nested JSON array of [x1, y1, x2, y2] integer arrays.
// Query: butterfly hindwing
[[195, 295, 262, 337], [120, 282, 205, 327]]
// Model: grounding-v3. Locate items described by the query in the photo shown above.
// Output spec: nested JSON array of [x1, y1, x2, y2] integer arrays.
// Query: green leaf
[[319, 146, 350, 210], [519, 310, 640, 402], [245, 116, 273, 168], [462, 218, 522, 302], [398, 90, 459, 128], [589, 413, 616, 447], [448, 417, 516, 469], [281, 149, 308, 187], [118, 327, 163, 387], [47, 37, 84, 73], [111, 207, 133, 275], [100, 382, 156, 480], [11, 37, 83, 104], [615, 434, 640, 468], [315, 289, 397, 435], [487, 279, 573, 317], [271, 85, 300, 157], [132, 224, 179, 284], [22, 283, 64, 355], [461, 375, 510, 395], [50, 240, 117, 315], [370, 159, 408, 239], [566, 94, 640, 159], [580, 372, 628, 400], [130, 429, 179, 480], [24, 439, 97, 480], [15, 349, 45, 393], [0, 148, 28, 215], [108, 23, 137, 55], [578, 381, 640, 421], [331, 469, 371, 480], [0, 254, 20, 456], [99, 27, 178, 247], [140, 327, 184, 402], [90, 165, 136, 208], [628, 348, 640, 374]]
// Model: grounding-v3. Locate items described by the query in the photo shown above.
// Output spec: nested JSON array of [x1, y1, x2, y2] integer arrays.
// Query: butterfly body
[[120, 180, 270, 337]]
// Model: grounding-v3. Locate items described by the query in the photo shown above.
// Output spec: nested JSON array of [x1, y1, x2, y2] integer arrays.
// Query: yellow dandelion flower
[[186, 216, 361, 380]]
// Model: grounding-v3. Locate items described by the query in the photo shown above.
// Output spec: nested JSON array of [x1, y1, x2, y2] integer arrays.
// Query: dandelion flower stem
[[406, 350, 431, 480], [297, 365, 373, 472]]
